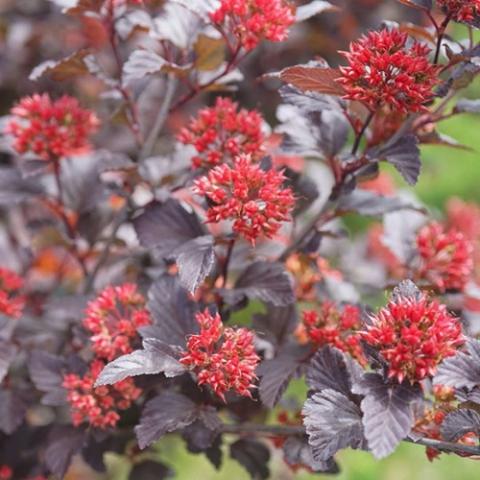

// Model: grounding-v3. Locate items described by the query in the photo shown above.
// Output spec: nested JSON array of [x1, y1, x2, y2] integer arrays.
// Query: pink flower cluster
[[7, 93, 99, 160], [64, 283, 149, 429], [178, 97, 265, 169], [416, 221, 473, 292], [362, 290, 464, 383], [62, 359, 142, 429], [447, 198, 480, 282], [0, 268, 25, 319], [83, 283, 152, 361], [210, 0, 296, 50], [180, 309, 260, 401], [337, 29, 439, 113], [297, 302, 365, 364], [194, 154, 295, 243], [437, 0, 480, 22]]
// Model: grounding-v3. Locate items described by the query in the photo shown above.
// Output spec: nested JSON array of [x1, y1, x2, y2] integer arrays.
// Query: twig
[[220, 237, 236, 289], [83, 207, 128, 293], [140, 75, 178, 160], [219, 423, 480, 456], [351, 110, 375, 155]]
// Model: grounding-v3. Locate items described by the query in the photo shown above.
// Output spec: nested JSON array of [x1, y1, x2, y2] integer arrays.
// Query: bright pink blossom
[[362, 290, 464, 383], [83, 283, 151, 361], [63, 359, 142, 429], [297, 303, 365, 364], [337, 29, 439, 113], [210, 0, 295, 50], [180, 309, 260, 401], [437, 0, 480, 22], [6, 94, 99, 160], [193, 154, 295, 243], [178, 97, 265, 169], [416, 222, 473, 292], [0, 268, 25, 319]]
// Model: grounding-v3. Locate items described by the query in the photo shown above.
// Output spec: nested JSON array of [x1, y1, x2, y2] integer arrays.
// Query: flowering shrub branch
[[1, 0, 480, 478]]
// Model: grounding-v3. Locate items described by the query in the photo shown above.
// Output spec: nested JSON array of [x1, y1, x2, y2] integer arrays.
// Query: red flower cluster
[[362, 289, 464, 383], [0, 466, 11, 480], [194, 154, 295, 243], [337, 29, 439, 113], [437, 0, 480, 22], [62, 359, 142, 429], [296, 302, 365, 364], [0, 268, 25, 319], [416, 222, 473, 292], [210, 0, 295, 50], [413, 385, 476, 462], [178, 97, 265, 169], [447, 198, 480, 281], [180, 309, 260, 401], [83, 283, 151, 361], [7, 93, 99, 160]]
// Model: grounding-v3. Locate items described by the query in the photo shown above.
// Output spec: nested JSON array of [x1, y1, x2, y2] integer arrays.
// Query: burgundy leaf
[[135, 392, 199, 449], [134, 199, 205, 258], [0, 389, 26, 434], [230, 439, 270, 480], [441, 409, 480, 442], [28, 351, 67, 406], [146, 274, 197, 347], [45, 426, 86, 479], [172, 235, 217, 294], [355, 374, 421, 459], [95, 338, 186, 387], [434, 338, 480, 390], [231, 261, 295, 307], [129, 460, 172, 480], [283, 436, 339, 473], [303, 388, 365, 461]]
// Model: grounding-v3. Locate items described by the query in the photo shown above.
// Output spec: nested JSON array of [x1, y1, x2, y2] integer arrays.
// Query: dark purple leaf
[[0, 340, 17, 383], [205, 435, 223, 470], [441, 409, 480, 442], [45, 426, 86, 479], [28, 351, 67, 406], [355, 374, 420, 458], [230, 439, 270, 480], [182, 420, 218, 453], [172, 235, 216, 294], [434, 338, 480, 390], [303, 388, 365, 461], [337, 190, 420, 217], [282, 436, 339, 473], [252, 303, 298, 346], [129, 460, 173, 480], [146, 274, 197, 347], [369, 135, 421, 185], [231, 261, 295, 307], [123, 49, 167, 84], [0, 168, 44, 205], [257, 345, 307, 408], [135, 392, 199, 449], [95, 338, 186, 386], [134, 200, 205, 258], [284, 168, 319, 215], [0, 389, 26, 434], [306, 346, 355, 397]]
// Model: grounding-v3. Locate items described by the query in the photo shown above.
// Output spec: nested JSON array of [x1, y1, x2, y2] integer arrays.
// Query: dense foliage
[[1, 0, 480, 478]]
